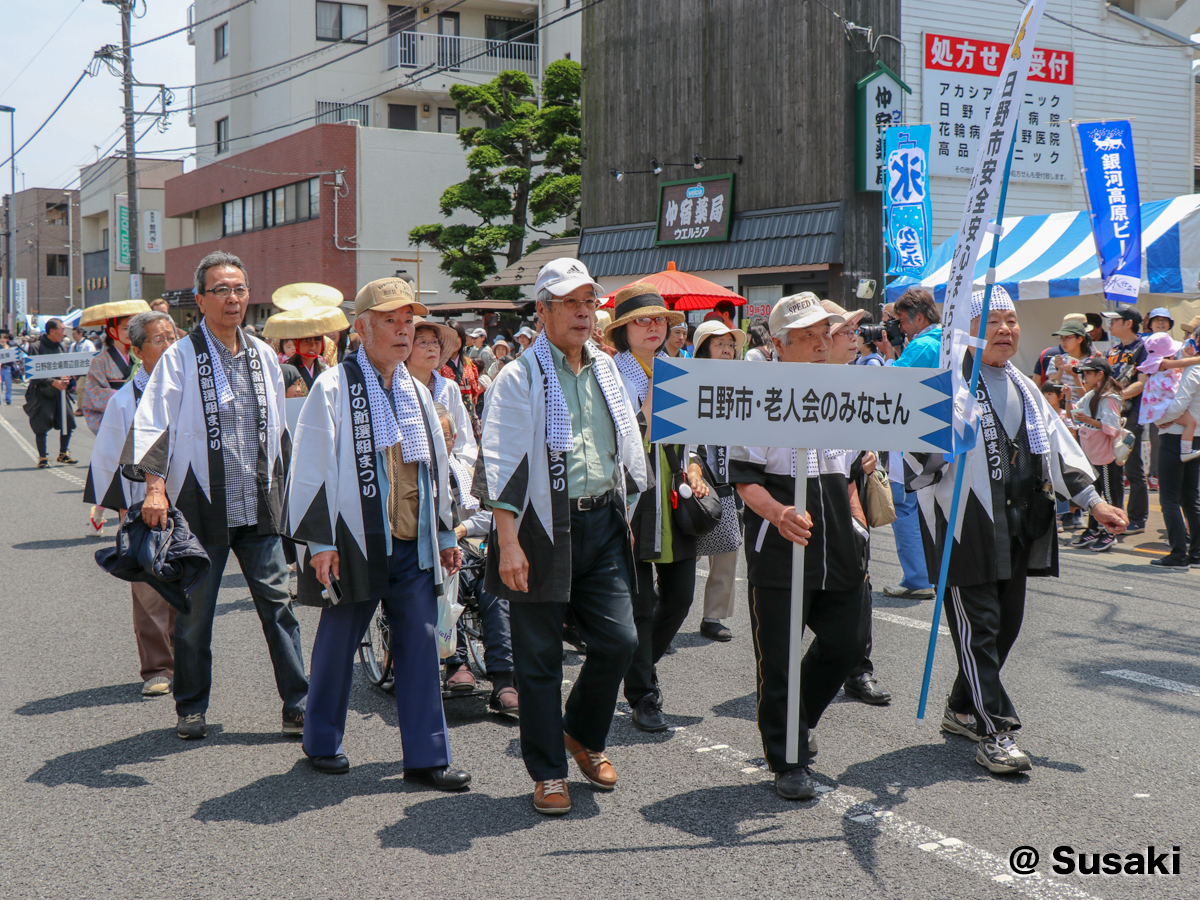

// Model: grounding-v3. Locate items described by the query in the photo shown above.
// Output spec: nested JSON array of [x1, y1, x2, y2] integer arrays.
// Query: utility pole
[[103, 0, 138, 297], [64, 192, 74, 311]]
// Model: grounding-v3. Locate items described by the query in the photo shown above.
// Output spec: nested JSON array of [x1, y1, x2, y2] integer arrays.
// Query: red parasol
[[602, 262, 746, 311]]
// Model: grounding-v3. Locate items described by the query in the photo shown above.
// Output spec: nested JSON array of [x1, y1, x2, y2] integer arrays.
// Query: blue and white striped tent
[[886, 194, 1200, 304]]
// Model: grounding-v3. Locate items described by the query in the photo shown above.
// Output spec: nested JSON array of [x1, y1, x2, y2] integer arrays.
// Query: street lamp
[[0, 105, 13, 333]]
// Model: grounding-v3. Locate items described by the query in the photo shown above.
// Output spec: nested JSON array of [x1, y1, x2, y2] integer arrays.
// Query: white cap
[[534, 257, 603, 299], [768, 292, 842, 336], [515, 326, 536, 340], [469, 327, 487, 338]]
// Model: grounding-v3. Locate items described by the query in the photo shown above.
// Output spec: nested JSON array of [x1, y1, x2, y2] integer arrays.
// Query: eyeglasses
[[145, 334, 177, 348], [559, 297, 599, 312], [632, 316, 668, 327], [202, 285, 249, 298], [414, 337, 443, 350]]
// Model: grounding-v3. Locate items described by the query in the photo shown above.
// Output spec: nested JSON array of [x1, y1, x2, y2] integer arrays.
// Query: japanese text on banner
[[1075, 120, 1141, 303], [885, 124, 933, 277]]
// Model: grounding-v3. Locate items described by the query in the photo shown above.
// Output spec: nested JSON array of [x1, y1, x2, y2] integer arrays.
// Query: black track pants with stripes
[[943, 542, 1030, 738]]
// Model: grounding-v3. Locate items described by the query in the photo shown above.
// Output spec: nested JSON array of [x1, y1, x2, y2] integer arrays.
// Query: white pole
[[785, 447, 808, 765]]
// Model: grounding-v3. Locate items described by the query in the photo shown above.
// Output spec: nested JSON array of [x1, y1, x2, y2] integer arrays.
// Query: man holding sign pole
[[22, 319, 77, 468], [729, 293, 873, 800]]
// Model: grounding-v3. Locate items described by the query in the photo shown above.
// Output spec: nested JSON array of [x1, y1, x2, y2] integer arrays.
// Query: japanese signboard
[[922, 28, 1073, 184], [143, 209, 161, 253], [855, 62, 910, 192], [14, 278, 26, 320], [655, 174, 734, 246], [1075, 121, 1141, 303], [25, 351, 96, 379], [116, 194, 130, 271], [884, 124, 932, 277], [647, 357, 953, 453], [939, 0, 1048, 447], [0, 347, 19, 365]]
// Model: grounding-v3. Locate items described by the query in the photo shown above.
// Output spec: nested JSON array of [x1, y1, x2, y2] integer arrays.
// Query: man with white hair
[[478, 257, 647, 815], [286, 277, 469, 788], [907, 287, 1127, 774], [729, 292, 874, 801]]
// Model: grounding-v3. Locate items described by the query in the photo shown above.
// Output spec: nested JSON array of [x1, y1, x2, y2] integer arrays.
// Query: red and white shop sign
[[924, 32, 1074, 84]]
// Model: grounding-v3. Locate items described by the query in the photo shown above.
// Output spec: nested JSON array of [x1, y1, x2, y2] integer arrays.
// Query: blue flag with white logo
[[884, 124, 932, 278], [1076, 121, 1141, 303]]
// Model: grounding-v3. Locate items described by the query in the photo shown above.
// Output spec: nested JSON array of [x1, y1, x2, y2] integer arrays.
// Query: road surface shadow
[[1064, 655, 1200, 720], [711, 691, 756, 722], [27, 726, 284, 789], [15, 682, 145, 717], [378, 790, 600, 853], [12, 536, 102, 550]]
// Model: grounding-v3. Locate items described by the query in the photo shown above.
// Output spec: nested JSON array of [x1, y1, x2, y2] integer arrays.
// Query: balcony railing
[[384, 31, 539, 79]]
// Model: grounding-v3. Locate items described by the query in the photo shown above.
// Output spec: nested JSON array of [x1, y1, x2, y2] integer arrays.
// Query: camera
[[859, 318, 904, 345]]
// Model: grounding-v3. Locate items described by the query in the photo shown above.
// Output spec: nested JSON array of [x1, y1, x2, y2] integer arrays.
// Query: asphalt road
[[0, 384, 1197, 900]]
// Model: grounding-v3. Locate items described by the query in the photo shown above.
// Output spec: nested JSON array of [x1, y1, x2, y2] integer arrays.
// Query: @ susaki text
[[1008, 845, 1181, 876]]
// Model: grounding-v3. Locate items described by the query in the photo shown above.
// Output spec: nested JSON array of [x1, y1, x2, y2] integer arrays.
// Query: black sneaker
[[1090, 533, 1115, 552], [1190, 557, 1200, 568], [631, 694, 667, 732], [1151, 556, 1190, 569], [941, 705, 982, 741], [775, 766, 817, 800], [1125, 522, 1146, 535], [976, 732, 1032, 774], [282, 710, 304, 736], [176, 713, 207, 740], [1069, 529, 1099, 548]]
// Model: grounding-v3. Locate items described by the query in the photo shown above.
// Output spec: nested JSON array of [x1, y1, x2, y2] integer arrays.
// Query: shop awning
[[886, 195, 1200, 303], [480, 237, 580, 291]]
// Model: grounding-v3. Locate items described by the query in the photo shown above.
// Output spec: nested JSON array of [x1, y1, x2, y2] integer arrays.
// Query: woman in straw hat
[[606, 283, 710, 733], [80, 300, 151, 436], [262, 306, 349, 399]]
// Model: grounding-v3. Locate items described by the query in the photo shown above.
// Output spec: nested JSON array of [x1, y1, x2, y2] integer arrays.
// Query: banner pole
[[915, 139, 1018, 721], [784, 448, 808, 765]]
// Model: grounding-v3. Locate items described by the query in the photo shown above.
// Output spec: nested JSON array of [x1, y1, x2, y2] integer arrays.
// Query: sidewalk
[[1064, 494, 1169, 560]]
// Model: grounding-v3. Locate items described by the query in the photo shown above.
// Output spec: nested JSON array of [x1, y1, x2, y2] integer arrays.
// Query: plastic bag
[[435, 570, 465, 659]]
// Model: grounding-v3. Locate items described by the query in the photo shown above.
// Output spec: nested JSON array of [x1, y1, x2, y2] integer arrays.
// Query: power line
[[129, 0, 258, 49], [1005, 0, 1193, 49], [0, 69, 92, 170], [0, 0, 86, 101]]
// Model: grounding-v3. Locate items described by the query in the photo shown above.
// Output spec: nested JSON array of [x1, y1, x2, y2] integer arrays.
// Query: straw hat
[[412, 316, 460, 369], [263, 306, 349, 340], [604, 283, 685, 340], [820, 300, 865, 335], [594, 310, 613, 332], [79, 299, 151, 327], [271, 282, 344, 311], [692, 320, 747, 357]]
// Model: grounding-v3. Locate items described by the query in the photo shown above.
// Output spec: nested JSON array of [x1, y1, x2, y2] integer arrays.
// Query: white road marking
[[873, 609, 950, 637], [0, 413, 86, 487], [1102, 669, 1200, 697]]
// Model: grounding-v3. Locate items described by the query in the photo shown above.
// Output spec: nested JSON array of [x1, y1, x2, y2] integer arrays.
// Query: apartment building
[[1, 187, 80, 320]]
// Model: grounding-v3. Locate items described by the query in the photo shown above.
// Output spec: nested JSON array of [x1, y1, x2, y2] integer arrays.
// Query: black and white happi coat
[[905, 355, 1098, 587], [83, 371, 149, 512], [475, 343, 649, 604], [132, 329, 289, 547], [286, 357, 454, 607]]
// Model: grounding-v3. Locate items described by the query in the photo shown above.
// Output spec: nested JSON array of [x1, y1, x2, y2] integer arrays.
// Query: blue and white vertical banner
[[939, 0, 1048, 451], [884, 124, 932, 277], [1075, 120, 1141, 303]]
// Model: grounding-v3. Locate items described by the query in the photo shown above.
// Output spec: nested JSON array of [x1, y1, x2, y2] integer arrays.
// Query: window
[[316, 100, 369, 126], [214, 22, 228, 60], [485, 16, 536, 43], [386, 4, 415, 35], [45, 203, 67, 226], [215, 117, 229, 154], [46, 254, 68, 277], [388, 103, 417, 130], [438, 108, 459, 134], [102, 228, 108, 250], [316, 2, 367, 42], [309, 178, 320, 218], [221, 178, 321, 236]]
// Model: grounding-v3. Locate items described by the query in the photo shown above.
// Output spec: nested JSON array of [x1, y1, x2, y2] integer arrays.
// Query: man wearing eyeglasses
[[133, 250, 307, 741], [477, 258, 648, 814], [86, 310, 181, 697]]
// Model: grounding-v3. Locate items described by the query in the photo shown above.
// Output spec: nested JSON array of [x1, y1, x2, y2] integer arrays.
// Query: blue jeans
[[891, 480, 931, 591], [1, 366, 11, 404], [174, 526, 307, 717]]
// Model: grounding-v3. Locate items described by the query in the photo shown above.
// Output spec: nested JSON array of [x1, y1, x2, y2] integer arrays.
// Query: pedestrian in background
[[1067, 358, 1126, 553], [23, 319, 77, 468], [0, 332, 15, 405]]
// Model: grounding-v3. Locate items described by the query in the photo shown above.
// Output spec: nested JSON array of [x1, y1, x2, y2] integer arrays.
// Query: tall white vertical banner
[[939, 0, 1049, 446]]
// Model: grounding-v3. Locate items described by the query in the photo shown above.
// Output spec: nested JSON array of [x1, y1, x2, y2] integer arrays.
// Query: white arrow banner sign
[[0, 347, 19, 365], [648, 357, 953, 453], [26, 351, 96, 379]]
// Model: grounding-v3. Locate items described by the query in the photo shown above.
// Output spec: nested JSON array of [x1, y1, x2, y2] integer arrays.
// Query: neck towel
[[790, 448, 853, 478], [532, 330, 633, 453], [133, 366, 150, 392], [1000, 361, 1049, 456], [200, 320, 237, 407], [357, 345, 431, 465]]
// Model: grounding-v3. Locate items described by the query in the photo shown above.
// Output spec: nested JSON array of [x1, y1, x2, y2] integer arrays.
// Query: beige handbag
[[864, 468, 897, 528]]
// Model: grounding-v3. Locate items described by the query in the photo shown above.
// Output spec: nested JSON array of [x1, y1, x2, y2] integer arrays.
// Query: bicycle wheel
[[459, 608, 487, 678], [358, 608, 395, 693]]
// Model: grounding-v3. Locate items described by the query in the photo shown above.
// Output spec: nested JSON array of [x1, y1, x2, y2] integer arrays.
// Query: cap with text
[[768, 292, 843, 336], [354, 277, 428, 317], [534, 257, 603, 299]]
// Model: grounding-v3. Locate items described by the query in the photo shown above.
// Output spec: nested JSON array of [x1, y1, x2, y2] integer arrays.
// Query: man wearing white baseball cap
[[729, 292, 872, 800]]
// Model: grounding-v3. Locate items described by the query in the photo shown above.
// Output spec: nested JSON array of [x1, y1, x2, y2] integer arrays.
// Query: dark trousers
[[174, 526, 307, 717], [303, 538, 450, 767], [509, 505, 638, 782], [943, 543, 1029, 738], [747, 583, 866, 772], [848, 579, 875, 679], [624, 557, 698, 704], [446, 583, 513, 675], [1125, 423, 1149, 525], [34, 428, 72, 457], [1158, 433, 1200, 561], [1086, 461, 1124, 532]]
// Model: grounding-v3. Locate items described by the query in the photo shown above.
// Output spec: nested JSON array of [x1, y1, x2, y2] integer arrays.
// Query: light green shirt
[[549, 341, 619, 499]]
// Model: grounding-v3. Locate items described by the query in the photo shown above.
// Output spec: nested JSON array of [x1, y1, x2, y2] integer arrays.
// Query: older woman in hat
[[689, 319, 747, 644], [606, 283, 710, 733], [262, 306, 350, 399], [405, 315, 476, 467]]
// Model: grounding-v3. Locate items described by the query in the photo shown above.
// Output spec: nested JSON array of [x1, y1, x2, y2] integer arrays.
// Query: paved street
[[1, 384, 1198, 900]]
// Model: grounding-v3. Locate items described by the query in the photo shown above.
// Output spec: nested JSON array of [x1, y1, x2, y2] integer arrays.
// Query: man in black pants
[[1151, 358, 1200, 568], [1103, 307, 1149, 533], [23, 319, 77, 468], [730, 293, 872, 800]]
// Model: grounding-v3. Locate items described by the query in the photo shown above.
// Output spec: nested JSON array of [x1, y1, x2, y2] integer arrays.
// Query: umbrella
[[602, 262, 746, 311]]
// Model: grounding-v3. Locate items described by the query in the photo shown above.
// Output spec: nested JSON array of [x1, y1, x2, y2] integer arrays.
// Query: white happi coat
[[132, 329, 288, 547], [477, 344, 648, 603], [83, 380, 144, 512]]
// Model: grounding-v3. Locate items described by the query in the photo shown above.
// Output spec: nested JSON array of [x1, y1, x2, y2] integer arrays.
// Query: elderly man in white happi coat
[[286, 277, 470, 790]]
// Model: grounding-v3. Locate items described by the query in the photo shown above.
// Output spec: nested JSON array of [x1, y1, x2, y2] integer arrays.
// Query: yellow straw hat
[[79, 299, 152, 327], [262, 306, 349, 340], [271, 282, 344, 311]]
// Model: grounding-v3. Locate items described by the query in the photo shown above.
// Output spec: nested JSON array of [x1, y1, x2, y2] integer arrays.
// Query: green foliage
[[408, 59, 583, 302]]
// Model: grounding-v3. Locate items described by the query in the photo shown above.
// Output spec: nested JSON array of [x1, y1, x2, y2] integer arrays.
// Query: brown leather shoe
[[444, 664, 476, 692], [564, 732, 617, 790], [533, 778, 571, 815]]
